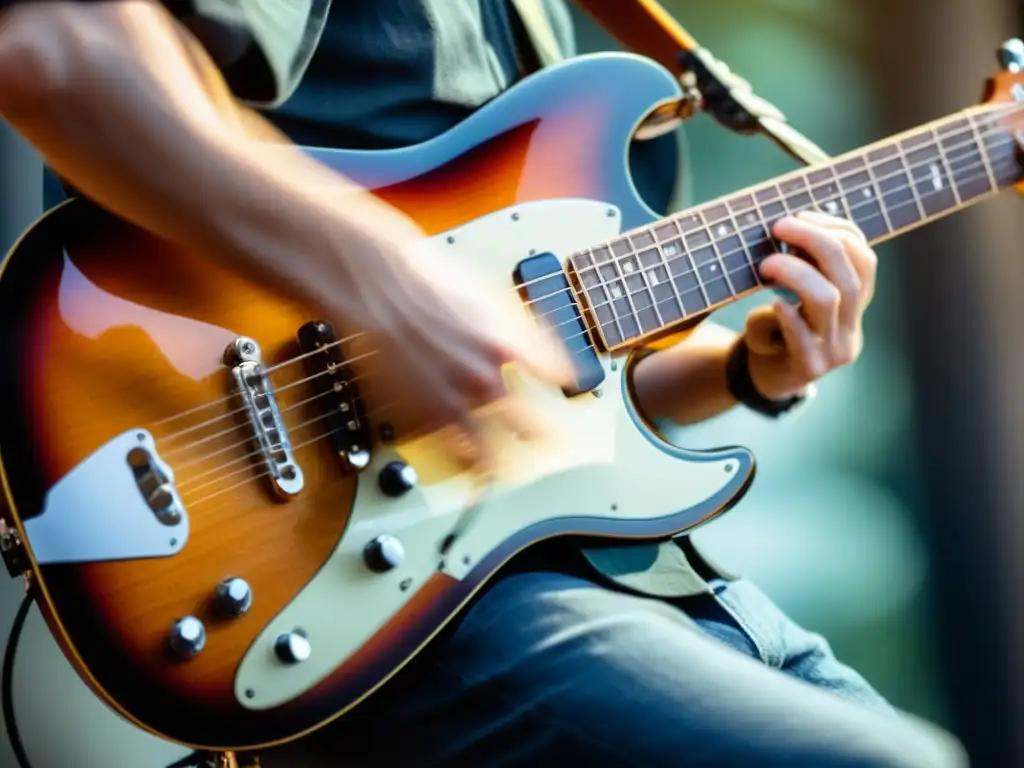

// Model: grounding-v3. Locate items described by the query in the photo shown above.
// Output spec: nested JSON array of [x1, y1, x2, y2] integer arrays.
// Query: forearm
[[0, 3, 406, 322], [631, 322, 740, 426]]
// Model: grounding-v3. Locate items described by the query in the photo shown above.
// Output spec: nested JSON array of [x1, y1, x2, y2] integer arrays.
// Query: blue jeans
[[272, 572, 966, 767]]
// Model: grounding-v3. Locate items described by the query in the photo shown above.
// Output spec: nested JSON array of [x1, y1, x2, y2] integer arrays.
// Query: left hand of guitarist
[[632, 210, 877, 425], [746, 210, 878, 400]]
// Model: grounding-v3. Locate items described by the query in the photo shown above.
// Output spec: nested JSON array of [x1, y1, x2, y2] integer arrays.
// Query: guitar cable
[[2, 592, 35, 768]]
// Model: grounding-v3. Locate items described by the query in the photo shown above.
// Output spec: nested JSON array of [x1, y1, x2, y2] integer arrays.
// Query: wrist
[[725, 337, 808, 418]]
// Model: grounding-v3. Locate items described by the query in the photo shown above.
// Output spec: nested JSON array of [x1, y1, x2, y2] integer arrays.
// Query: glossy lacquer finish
[[0, 54, 697, 748]]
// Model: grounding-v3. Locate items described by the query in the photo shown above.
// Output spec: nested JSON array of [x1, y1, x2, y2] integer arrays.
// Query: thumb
[[745, 305, 787, 357]]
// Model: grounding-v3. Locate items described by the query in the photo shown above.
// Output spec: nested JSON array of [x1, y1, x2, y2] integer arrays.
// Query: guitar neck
[[570, 104, 1024, 351]]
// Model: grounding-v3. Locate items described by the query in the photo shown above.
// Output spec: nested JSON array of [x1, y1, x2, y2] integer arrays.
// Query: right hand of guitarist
[[300, 197, 575, 464], [0, 1, 573, 466]]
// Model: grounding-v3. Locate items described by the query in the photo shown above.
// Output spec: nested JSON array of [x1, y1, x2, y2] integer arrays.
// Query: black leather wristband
[[725, 337, 805, 418]]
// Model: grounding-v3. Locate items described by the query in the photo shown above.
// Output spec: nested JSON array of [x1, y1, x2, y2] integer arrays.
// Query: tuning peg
[[999, 39, 1024, 72]]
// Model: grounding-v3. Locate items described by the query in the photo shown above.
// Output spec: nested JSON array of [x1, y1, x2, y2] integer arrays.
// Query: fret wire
[[568, 119, 1015, 339], [625, 232, 666, 330], [653, 220, 693, 319], [610, 243, 646, 341], [930, 124, 963, 207], [968, 112, 1000, 192], [562, 147, 1020, 338], [697, 207, 738, 298], [737, 187, 774, 280], [863, 154, 895, 233], [826, 165, 854, 220], [893, 137, 928, 222], [584, 251, 627, 346], [725, 196, 764, 289], [672, 214, 713, 310]]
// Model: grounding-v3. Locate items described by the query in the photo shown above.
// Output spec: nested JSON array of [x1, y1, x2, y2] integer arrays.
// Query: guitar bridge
[[224, 337, 304, 498]]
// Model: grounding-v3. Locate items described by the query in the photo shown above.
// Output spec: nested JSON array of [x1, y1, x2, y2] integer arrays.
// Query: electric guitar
[[1, 47, 1022, 752]]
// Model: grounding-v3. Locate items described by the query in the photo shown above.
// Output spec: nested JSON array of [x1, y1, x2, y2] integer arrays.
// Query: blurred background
[[1, 0, 1023, 766]]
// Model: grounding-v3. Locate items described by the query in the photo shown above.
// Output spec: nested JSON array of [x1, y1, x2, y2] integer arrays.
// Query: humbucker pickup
[[296, 321, 372, 472]]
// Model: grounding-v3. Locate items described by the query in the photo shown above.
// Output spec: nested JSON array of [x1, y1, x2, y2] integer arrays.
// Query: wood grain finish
[[0, 54, 689, 748]]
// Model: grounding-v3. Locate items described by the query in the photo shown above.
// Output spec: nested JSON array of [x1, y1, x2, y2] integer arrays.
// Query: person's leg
[[263, 571, 966, 768], [682, 577, 895, 713]]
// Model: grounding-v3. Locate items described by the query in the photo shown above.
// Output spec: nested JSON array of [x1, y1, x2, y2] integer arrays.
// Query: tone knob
[[378, 461, 417, 497], [168, 616, 206, 659], [363, 534, 405, 573], [274, 631, 312, 664], [215, 577, 252, 617]]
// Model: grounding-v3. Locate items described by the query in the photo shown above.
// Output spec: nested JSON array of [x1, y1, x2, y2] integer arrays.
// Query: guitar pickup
[[296, 321, 372, 473]]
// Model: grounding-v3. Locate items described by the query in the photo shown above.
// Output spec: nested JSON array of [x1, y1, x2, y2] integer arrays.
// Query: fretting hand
[[743, 211, 878, 400]]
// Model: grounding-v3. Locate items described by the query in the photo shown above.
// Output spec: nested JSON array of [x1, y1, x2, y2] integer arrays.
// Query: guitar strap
[[510, 0, 831, 167]]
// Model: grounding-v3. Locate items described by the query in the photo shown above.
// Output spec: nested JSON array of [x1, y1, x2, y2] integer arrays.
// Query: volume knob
[[168, 616, 206, 659], [215, 577, 252, 617], [274, 631, 312, 664], [378, 461, 417, 497], [363, 534, 405, 573]]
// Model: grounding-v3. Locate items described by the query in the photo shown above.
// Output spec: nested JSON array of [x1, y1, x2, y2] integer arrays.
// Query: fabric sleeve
[[178, 0, 330, 106]]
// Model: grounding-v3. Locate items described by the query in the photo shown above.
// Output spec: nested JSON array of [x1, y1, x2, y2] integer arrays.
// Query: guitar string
[[152, 103, 1020, 440], [172, 142, 1024, 479], [158, 124, 1022, 462], [159, 121, 1024, 475], [173, 151, 1022, 498], [152, 105, 1021, 443], [156, 115, 1022, 457]]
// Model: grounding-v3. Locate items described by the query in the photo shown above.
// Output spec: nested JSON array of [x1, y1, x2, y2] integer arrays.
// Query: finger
[[772, 216, 862, 329], [838, 230, 878, 307], [744, 305, 786, 356], [797, 209, 869, 244], [489, 306, 576, 388], [774, 299, 828, 382], [758, 254, 840, 342]]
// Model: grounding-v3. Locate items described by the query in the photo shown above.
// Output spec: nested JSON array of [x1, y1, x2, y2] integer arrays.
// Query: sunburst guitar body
[[1, 51, 1023, 751]]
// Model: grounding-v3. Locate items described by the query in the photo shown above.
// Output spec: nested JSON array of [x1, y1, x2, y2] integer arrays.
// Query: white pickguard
[[234, 199, 746, 709]]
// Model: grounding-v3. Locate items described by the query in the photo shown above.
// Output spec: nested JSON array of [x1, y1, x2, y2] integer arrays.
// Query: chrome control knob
[[168, 616, 206, 659], [363, 534, 405, 573], [378, 461, 417, 498], [274, 631, 312, 664], [215, 577, 252, 617], [999, 38, 1024, 72]]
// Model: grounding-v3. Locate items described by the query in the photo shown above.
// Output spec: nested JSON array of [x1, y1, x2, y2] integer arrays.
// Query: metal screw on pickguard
[[170, 538, 177, 547], [447, 235, 456, 244], [511, 212, 520, 221], [400, 578, 412, 591], [606, 208, 616, 217], [462, 555, 472, 566], [610, 361, 618, 371], [137, 433, 146, 442], [245, 689, 255, 699], [725, 463, 735, 474], [593, 389, 603, 398]]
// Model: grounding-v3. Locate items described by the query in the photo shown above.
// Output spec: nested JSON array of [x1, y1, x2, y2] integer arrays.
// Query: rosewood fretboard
[[569, 105, 1024, 350]]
